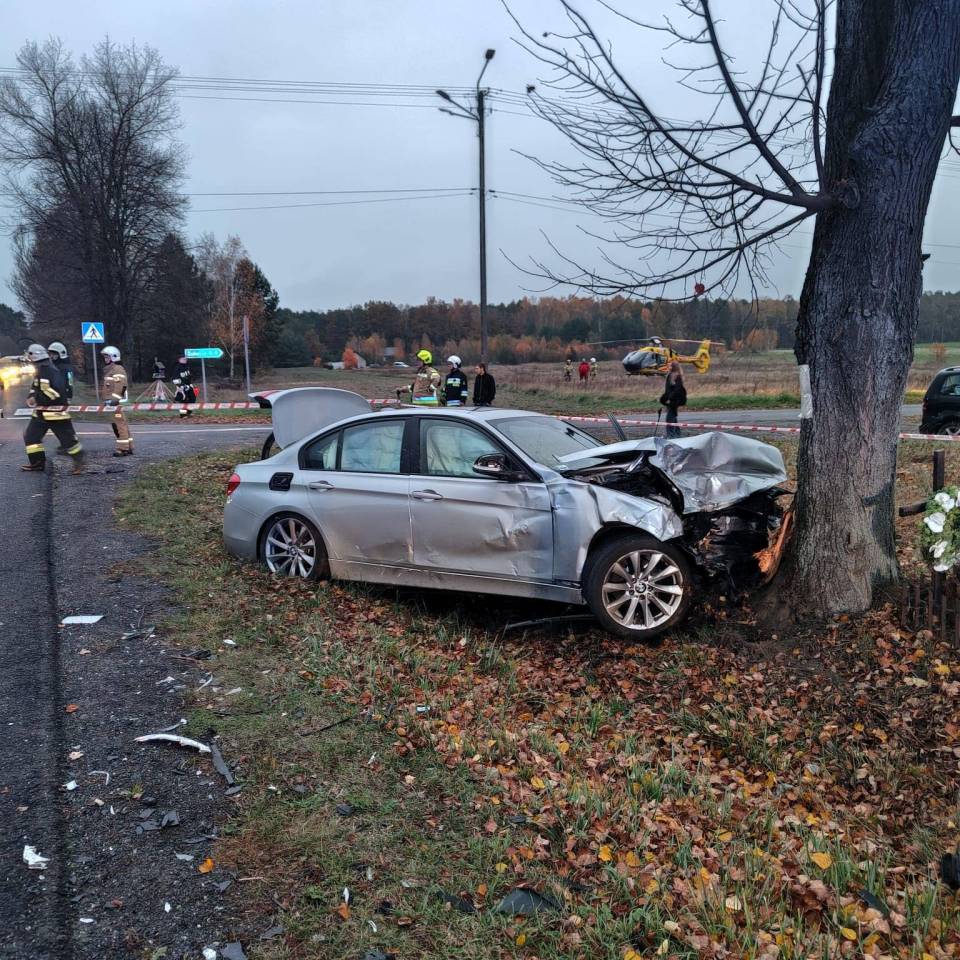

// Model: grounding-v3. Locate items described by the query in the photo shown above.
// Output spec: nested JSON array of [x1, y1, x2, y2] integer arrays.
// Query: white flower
[[926, 511, 947, 534], [933, 540, 950, 559], [934, 491, 957, 512]]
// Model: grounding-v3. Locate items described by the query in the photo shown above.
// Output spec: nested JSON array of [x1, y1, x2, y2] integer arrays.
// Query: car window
[[940, 374, 960, 396], [302, 431, 339, 470], [420, 420, 502, 478], [341, 421, 405, 473], [496, 415, 600, 467]]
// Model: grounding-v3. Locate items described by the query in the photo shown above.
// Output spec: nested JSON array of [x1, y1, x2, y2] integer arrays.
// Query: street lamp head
[[485, 49, 496, 60], [436, 89, 452, 101], [526, 84, 536, 94]]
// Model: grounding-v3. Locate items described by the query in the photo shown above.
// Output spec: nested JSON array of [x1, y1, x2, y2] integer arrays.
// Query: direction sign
[[81, 322, 105, 344], [184, 347, 224, 360]]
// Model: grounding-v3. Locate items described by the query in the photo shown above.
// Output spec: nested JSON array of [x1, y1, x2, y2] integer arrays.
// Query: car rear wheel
[[584, 534, 692, 639], [944, 421, 960, 437], [260, 514, 328, 581]]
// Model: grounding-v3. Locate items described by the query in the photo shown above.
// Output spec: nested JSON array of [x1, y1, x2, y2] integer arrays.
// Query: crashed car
[[224, 388, 789, 638]]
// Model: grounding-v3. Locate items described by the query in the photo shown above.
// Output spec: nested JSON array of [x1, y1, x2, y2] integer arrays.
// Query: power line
[[189, 191, 475, 212]]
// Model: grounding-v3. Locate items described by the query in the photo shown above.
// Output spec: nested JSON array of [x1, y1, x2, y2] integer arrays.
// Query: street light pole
[[437, 48, 495, 361]]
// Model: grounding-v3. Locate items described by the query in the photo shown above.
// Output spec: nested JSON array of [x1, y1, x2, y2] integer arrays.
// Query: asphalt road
[[0, 376, 270, 959]]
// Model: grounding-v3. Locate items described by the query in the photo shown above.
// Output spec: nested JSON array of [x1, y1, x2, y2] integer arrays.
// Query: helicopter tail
[[691, 339, 711, 373]]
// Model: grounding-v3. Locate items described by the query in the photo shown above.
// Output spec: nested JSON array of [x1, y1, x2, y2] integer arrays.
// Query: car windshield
[[496, 415, 602, 468]]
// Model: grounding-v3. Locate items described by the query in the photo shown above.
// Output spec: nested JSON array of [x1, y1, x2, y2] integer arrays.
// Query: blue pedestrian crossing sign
[[81, 322, 105, 344]]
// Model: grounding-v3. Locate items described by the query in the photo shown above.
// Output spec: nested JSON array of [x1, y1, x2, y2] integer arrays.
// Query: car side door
[[301, 418, 412, 565], [409, 418, 554, 580]]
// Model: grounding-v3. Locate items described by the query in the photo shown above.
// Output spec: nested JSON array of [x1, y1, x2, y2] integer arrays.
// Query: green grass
[[114, 448, 960, 960]]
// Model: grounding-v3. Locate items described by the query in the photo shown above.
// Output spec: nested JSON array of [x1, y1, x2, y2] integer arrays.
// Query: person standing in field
[[563, 357, 573, 381], [578, 358, 590, 383], [21, 343, 83, 473], [660, 360, 687, 439], [443, 355, 469, 406], [473, 362, 496, 406], [589, 357, 598, 379], [397, 349, 441, 405]]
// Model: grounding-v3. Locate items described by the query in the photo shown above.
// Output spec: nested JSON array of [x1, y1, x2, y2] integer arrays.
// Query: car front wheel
[[584, 534, 692, 639], [260, 514, 328, 581]]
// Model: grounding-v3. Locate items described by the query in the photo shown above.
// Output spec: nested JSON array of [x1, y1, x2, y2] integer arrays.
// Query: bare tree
[[511, 0, 960, 620], [197, 233, 251, 379], [0, 38, 186, 363]]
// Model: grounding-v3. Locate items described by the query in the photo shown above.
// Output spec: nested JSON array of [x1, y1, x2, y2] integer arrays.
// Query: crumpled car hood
[[558, 431, 787, 513]]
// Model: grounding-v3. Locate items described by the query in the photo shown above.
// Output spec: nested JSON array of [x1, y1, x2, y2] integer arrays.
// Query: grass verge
[[117, 449, 960, 959]]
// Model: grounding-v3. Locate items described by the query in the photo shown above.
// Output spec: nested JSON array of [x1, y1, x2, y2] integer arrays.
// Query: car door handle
[[308, 479, 334, 491], [411, 489, 443, 501]]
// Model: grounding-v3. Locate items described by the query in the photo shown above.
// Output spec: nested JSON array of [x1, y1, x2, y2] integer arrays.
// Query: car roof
[[372, 406, 550, 423]]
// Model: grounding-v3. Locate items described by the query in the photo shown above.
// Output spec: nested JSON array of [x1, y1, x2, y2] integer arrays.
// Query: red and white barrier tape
[[11, 401, 955, 443]]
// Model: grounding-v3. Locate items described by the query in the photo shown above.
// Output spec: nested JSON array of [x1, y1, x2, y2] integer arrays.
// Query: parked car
[[223, 389, 789, 638], [392, 361, 410, 368], [920, 366, 960, 435]]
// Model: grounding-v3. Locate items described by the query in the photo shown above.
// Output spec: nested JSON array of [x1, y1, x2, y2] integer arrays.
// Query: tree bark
[[777, 0, 960, 617]]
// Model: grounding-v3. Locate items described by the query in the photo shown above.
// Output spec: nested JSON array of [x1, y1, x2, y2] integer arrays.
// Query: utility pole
[[437, 48, 495, 360], [477, 85, 488, 359]]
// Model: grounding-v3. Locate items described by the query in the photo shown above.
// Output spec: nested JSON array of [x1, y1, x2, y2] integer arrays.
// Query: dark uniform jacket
[[660, 375, 687, 409], [31, 360, 70, 420], [443, 368, 469, 405], [53, 359, 74, 401]]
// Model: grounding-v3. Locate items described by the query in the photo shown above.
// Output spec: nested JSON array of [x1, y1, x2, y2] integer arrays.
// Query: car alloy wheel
[[584, 533, 692, 639], [601, 548, 684, 630], [263, 515, 320, 579]]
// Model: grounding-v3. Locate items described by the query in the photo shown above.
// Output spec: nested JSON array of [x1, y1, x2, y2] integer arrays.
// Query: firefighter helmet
[[26, 343, 49, 362], [447, 355, 462, 366], [101, 346, 121, 363], [416, 349, 433, 364], [48, 341, 68, 360]]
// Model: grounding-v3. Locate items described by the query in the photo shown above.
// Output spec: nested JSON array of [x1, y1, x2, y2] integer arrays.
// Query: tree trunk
[[777, 0, 960, 617]]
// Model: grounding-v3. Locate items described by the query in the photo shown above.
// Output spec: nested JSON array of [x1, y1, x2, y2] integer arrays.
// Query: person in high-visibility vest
[[101, 345, 133, 456], [21, 343, 83, 473], [396, 349, 441, 405]]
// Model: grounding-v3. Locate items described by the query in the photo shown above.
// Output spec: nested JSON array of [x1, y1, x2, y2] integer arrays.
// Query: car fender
[[548, 479, 683, 583]]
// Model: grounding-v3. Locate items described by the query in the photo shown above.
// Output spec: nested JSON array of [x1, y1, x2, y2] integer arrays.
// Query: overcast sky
[[2, 0, 959, 314]]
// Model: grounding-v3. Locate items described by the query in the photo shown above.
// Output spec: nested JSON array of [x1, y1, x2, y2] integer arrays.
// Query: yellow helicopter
[[618, 337, 715, 376]]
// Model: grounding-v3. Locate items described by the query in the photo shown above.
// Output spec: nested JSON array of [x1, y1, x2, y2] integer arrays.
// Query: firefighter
[[21, 343, 83, 473], [396, 349, 441, 405], [563, 357, 573, 382], [443, 355, 469, 406], [171, 355, 197, 418], [590, 356, 598, 379], [48, 342, 74, 401], [101, 345, 133, 456]]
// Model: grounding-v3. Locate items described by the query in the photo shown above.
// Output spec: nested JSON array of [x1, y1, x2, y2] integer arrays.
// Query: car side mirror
[[473, 453, 524, 482]]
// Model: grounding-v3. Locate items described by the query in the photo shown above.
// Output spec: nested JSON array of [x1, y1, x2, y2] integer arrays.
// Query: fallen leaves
[[810, 851, 833, 870], [597, 844, 613, 863], [197, 858, 215, 874], [64, 704, 79, 714]]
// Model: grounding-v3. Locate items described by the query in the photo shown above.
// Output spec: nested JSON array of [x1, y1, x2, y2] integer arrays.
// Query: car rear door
[[409, 418, 553, 579], [302, 418, 412, 565]]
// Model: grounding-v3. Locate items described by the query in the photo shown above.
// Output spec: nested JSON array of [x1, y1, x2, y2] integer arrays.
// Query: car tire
[[584, 533, 692, 640], [261, 431, 279, 460], [259, 513, 329, 581], [943, 421, 960, 437]]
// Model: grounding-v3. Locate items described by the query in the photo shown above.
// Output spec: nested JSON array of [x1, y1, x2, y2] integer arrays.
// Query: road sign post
[[183, 347, 224, 404], [81, 323, 105, 403]]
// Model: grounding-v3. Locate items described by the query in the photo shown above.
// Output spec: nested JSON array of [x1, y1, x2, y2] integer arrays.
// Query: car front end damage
[[558, 431, 793, 594]]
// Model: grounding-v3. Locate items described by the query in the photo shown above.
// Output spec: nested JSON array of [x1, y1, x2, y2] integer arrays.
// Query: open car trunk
[[559, 431, 793, 590], [249, 387, 373, 450]]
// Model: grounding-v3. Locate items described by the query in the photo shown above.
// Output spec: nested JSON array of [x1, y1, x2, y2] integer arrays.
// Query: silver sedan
[[224, 395, 787, 638]]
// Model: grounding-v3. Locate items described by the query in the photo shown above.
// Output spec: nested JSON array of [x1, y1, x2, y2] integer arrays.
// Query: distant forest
[[6, 291, 960, 369], [271, 291, 960, 367]]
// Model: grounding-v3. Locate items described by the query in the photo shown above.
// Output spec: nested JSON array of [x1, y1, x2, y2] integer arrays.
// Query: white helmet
[[447, 355, 461, 366], [48, 341, 68, 360], [590, 357, 597, 363], [101, 346, 121, 363], [26, 343, 49, 362]]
